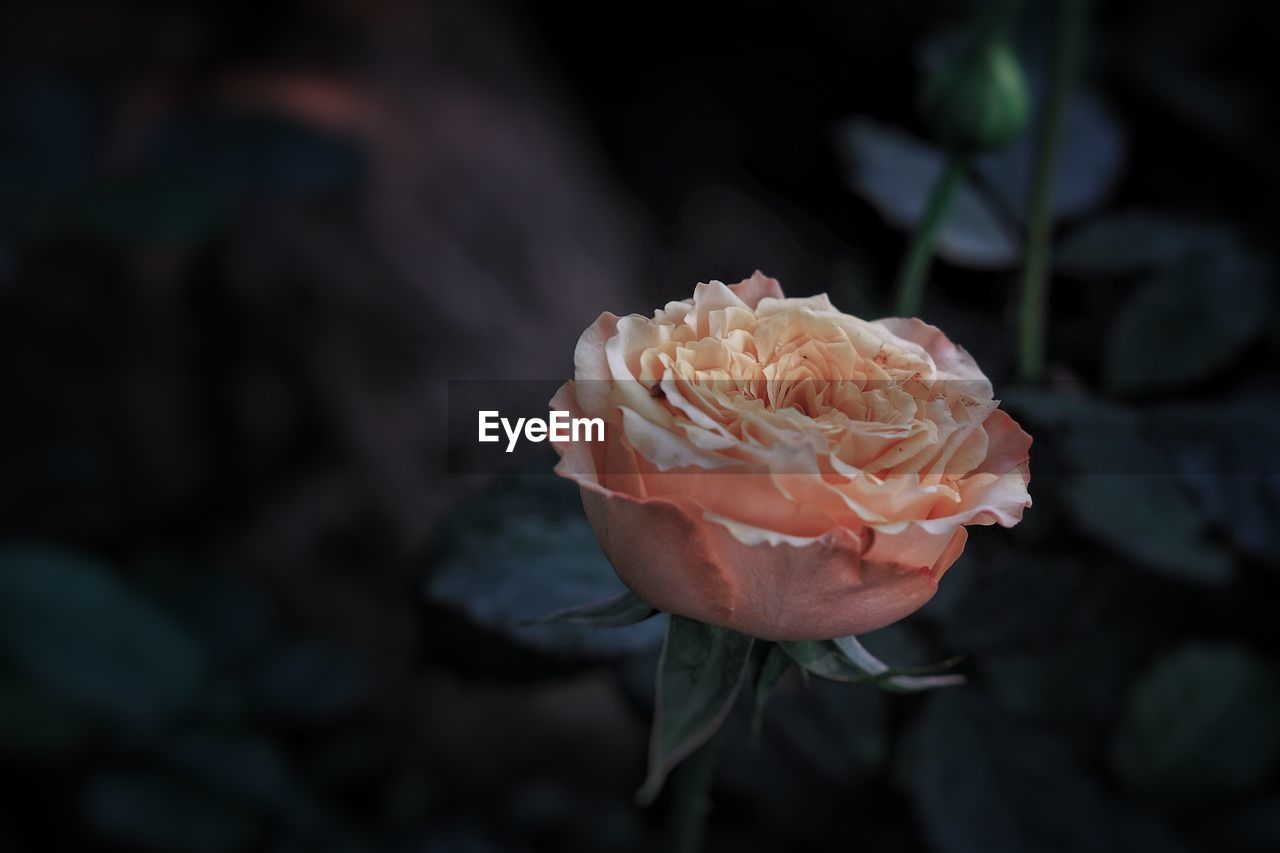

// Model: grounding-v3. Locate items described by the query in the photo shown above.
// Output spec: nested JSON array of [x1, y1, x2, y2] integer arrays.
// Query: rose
[[550, 273, 1031, 641]]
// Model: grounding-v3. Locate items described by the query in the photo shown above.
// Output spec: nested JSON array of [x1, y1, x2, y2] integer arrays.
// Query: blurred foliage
[[2, 1, 1280, 852], [426, 476, 667, 658]]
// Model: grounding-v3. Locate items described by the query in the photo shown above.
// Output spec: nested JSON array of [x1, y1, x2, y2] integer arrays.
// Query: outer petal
[[578, 488, 736, 624], [872, 316, 993, 394], [551, 380, 649, 499], [975, 408, 1033, 480], [727, 270, 784, 308], [703, 517, 942, 640], [571, 312, 621, 417], [576, 478, 945, 640], [865, 524, 968, 581]]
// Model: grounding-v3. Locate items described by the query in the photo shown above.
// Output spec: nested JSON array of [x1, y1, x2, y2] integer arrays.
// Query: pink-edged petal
[[726, 270, 784, 308], [975, 408, 1033, 480], [571, 313, 620, 416], [873, 316, 992, 392]]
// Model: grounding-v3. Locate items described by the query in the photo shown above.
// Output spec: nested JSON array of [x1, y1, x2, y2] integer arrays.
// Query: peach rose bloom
[[550, 273, 1031, 641]]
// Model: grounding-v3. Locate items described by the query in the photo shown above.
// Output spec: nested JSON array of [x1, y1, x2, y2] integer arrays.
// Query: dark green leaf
[[0, 546, 207, 721], [156, 731, 318, 822], [84, 771, 261, 853], [1056, 210, 1230, 276], [532, 589, 657, 627], [834, 118, 1018, 267], [426, 496, 666, 657], [782, 637, 963, 691], [1004, 390, 1234, 584], [1143, 397, 1280, 561], [251, 640, 369, 721], [975, 90, 1126, 223], [129, 555, 276, 664], [714, 675, 887, 837], [1105, 250, 1271, 391], [1222, 796, 1280, 853], [750, 644, 793, 744], [636, 616, 753, 805], [1112, 643, 1280, 799], [833, 636, 964, 691], [781, 639, 873, 682], [1063, 476, 1231, 585], [899, 690, 1191, 853], [0, 679, 94, 753]]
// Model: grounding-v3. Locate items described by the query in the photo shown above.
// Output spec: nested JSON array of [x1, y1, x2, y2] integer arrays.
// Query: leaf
[[251, 640, 370, 721], [1112, 643, 1280, 800], [0, 679, 94, 754], [532, 589, 657, 628], [636, 616, 754, 805], [1055, 210, 1231, 277], [975, 90, 1126, 223], [898, 690, 1192, 853], [750, 643, 793, 743], [1056, 214, 1274, 391], [84, 771, 261, 853], [154, 731, 324, 830], [781, 639, 873, 682], [1063, 476, 1232, 585], [1004, 389, 1234, 584], [927, 546, 1150, 723], [1143, 397, 1280, 562], [129, 555, 276, 664], [834, 118, 1018, 267], [0, 545, 207, 721], [781, 636, 963, 691], [832, 636, 964, 691], [425, 479, 667, 656], [1104, 249, 1271, 392], [1222, 796, 1280, 853], [714, 675, 888, 835]]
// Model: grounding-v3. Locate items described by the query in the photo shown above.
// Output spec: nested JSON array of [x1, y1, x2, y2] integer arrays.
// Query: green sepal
[[636, 616, 754, 806], [782, 636, 964, 693], [527, 589, 657, 628], [750, 643, 794, 745]]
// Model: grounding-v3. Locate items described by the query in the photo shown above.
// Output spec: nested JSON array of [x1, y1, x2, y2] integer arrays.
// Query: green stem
[[894, 152, 968, 317], [1017, 0, 1088, 381], [668, 737, 718, 853]]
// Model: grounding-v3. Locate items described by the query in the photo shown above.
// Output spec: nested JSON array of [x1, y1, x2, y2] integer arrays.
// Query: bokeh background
[[3, 1, 1280, 851]]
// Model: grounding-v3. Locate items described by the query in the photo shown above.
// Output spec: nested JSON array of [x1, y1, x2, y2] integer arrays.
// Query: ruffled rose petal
[[727, 270, 784, 308]]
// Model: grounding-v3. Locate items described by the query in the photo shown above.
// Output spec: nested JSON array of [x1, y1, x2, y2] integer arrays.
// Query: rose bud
[[550, 274, 1031, 641], [920, 36, 1029, 152]]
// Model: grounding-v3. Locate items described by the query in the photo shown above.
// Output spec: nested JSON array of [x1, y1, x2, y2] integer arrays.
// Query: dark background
[[3, 1, 1280, 851]]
